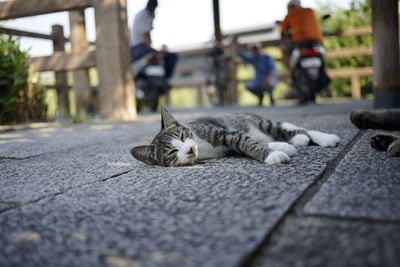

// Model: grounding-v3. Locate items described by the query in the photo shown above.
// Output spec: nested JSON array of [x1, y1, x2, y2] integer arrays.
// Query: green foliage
[[0, 36, 47, 124], [319, 0, 372, 97], [0, 36, 28, 122]]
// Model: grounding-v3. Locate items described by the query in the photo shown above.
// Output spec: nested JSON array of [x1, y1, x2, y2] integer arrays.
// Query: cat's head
[[130, 106, 198, 166]]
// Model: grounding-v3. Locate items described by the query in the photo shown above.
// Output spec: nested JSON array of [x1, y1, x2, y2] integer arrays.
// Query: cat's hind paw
[[370, 133, 395, 151], [268, 142, 297, 156], [265, 151, 290, 164], [308, 131, 340, 147], [370, 134, 400, 156]]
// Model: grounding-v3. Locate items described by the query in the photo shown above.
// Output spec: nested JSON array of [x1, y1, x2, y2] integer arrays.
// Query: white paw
[[289, 134, 310, 147], [308, 130, 340, 147], [268, 142, 297, 156], [264, 151, 290, 164]]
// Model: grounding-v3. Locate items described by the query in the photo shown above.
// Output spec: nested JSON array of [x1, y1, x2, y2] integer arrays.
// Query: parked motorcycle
[[131, 52, 168, 112], [290, 40, 330, 104]]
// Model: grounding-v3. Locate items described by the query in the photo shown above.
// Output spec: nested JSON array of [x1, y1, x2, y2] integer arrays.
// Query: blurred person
[[280, 0, 324, 69], [280, 0, 331, 101], [238, 43, 278, 107], [131, 0, 178, 80]]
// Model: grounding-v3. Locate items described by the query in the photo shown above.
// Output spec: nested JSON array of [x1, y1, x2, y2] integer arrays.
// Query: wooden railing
[[325, 26, 373, 99], [0, 0, 136, 120]]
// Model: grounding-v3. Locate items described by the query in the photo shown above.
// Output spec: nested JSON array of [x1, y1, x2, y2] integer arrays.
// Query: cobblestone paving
[[2, 100, 398, 267]]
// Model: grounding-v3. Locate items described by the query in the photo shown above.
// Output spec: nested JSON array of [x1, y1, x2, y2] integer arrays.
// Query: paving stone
[[304, 130, 400, 221], [0, 122, 159, 158], [249, 217, 400, 267], [0, 139, 142, 204], [0, 162, 327, 267]]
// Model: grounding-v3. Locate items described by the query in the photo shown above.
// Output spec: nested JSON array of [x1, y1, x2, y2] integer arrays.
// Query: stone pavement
[[1, 100, 399, 267]]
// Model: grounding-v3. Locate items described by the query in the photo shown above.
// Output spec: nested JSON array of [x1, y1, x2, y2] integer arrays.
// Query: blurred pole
[[228, 38, 239, 104], [212, 0, 224, 105], [51, 24, 70, 118], [372, 0, 400, 108], [212, 0, 222, 42], [69, 10, 92, 120]]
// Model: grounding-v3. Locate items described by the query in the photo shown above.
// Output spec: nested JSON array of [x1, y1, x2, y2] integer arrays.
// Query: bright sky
[[1, 0, 352, 57]]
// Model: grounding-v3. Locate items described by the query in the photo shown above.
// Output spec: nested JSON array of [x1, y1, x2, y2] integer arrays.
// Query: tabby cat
[[131, 107, 341, 166], [350, 109, 400, 156]]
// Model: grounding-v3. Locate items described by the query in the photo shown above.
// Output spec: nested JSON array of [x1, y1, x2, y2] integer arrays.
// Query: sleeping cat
[[131, 106, 341, 166], [350, 109, 400, 156]]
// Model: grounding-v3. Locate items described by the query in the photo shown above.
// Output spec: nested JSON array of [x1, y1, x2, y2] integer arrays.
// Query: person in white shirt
[[131, 0, 177, 79]]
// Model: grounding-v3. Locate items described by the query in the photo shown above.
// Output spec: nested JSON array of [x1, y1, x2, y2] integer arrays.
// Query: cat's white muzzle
[[171, 138, 198, 165]]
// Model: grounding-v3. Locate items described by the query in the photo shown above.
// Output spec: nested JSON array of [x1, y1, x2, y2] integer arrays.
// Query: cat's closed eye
[[167, 149, 178, 156]]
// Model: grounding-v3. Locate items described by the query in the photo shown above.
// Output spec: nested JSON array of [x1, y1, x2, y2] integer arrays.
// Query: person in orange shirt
[[281, 0, 324, 43], [280, 0, 332, 99], [280, 0, 324, 69]]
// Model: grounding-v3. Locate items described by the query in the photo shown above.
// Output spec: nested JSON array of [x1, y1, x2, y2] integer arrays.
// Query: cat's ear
[[130, 145, 158, 165], [161, 106, 178, 129]]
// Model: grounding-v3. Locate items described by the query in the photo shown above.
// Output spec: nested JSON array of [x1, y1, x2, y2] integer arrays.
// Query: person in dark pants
[[238, 43, 278, 106], [130, 0, 178, 80]]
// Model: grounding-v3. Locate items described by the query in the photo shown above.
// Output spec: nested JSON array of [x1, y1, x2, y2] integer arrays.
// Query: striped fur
[[130, 107, 340, 166]]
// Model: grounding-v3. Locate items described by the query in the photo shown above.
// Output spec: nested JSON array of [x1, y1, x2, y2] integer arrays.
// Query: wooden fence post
[[51, 24, 70, 117], [197, 86, 205, 106], [372, 0, 400, 108], [69, 9, 92, 119], [228, 37, 240, 104], [351, 75, 361, 100], [93, 0, 136, 120]]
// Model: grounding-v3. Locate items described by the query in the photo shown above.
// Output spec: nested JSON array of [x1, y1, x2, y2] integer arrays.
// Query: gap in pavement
[[239, 130, 365, 267]]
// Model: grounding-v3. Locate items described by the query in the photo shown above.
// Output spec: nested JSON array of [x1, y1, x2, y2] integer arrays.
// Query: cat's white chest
[[192, 134, 228, 159]]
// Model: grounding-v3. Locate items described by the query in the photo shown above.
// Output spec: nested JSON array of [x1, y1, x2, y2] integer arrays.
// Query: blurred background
[[0, 0, 373, 121]]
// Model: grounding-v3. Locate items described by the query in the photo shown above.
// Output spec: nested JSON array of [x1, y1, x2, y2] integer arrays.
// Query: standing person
[[131, 0, 178, 80], [238, 43, 278, 107]]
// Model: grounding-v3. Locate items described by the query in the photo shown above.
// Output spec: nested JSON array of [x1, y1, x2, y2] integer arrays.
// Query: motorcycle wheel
[[293, 68, 307, 104], [294, 67, 317, 105], [149, 97, 159, 112]]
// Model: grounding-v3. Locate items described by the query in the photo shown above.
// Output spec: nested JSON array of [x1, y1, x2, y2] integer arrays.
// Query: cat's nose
[[187, 146, 198, 156], [186, 145, 198, 158]]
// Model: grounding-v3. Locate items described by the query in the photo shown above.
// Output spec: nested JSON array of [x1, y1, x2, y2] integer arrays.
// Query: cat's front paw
[[308, 131, 340, 147], [268, 142, 297, 156], [264, 151, 290, 164], [289, 134, 310, 147]]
